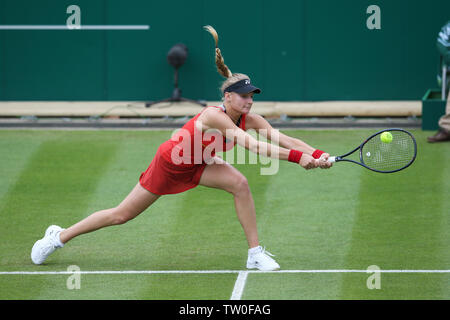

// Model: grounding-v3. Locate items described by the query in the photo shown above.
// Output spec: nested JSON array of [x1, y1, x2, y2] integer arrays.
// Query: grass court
[[0, 129, 449, 299]]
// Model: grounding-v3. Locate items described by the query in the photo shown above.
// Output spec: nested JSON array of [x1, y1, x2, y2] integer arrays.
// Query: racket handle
[[328, 156, 336, 163]]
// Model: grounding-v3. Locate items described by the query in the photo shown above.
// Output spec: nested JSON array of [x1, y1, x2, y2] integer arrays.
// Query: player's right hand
[[299, 154, 319, 170], [318, 153, 333, 169]]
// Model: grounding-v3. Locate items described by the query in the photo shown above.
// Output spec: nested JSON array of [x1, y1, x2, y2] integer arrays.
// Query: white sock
[[248, 246, 261, 255], [54, 231, 65, 248]]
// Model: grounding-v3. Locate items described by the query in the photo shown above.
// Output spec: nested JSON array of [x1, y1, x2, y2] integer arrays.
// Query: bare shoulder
[[197, 106, 232, 131], [245, 113, 272, 130], [202, 106, 223, 116], [198, 106, 225, 122]]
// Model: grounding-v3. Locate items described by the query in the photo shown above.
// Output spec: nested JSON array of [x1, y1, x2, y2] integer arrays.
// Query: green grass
[[0, 129, 449, 299]]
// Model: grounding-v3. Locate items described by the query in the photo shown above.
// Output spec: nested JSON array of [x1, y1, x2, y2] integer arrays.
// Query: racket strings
[[361, 131, 416, 172]]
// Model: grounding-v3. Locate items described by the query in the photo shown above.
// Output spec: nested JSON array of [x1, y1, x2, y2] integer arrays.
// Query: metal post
[[443, 64, 447, 100]]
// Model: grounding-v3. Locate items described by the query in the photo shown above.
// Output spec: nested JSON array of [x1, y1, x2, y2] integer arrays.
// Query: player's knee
[[231, 176, 250, 195], [110, 208, 133, 225]]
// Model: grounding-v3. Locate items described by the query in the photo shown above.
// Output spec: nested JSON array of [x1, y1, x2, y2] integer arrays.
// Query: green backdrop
[[0, 0, 449, 101]]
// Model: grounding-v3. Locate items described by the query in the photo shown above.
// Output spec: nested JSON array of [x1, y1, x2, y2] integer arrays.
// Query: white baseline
[[3, 269, 449, 301], [1, 269, 450, 275]]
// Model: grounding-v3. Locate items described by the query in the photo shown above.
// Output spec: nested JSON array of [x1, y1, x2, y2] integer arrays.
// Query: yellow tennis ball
[[380, 131, 393, 143]]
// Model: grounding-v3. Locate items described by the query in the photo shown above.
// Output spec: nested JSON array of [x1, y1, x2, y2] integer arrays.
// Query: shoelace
[[40, 241, 57, 257], [39, 232, 60, 256], [260, 246, 275, 257]]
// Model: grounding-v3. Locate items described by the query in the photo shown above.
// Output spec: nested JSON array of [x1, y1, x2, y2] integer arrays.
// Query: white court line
[[1, 269, 450, 275], [3, 269, 450, 301], [0, 25, 150, 30], [230, 271, 249, 300]]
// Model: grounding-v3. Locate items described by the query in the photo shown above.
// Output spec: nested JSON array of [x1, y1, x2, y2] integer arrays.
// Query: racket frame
[[329, 128, 417, 173]]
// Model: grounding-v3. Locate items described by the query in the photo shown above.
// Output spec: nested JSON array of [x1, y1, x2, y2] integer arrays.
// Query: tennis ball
[[380, 131, 393, 144]]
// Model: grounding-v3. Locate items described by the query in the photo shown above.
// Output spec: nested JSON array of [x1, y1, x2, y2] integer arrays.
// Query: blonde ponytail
[[203, 25, 232, 79], [203, 25, 251, 95]]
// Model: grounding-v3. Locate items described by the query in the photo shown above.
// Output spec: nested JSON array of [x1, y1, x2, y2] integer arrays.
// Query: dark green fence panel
[[0, 0, 449, 101]]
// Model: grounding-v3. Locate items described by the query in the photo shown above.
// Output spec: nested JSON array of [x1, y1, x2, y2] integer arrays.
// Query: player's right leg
[[31, 183, 160, 265], [198, 159, 280, 271]]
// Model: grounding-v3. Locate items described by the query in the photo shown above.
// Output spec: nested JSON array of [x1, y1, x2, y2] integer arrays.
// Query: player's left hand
[[318, 153, 333, 169]]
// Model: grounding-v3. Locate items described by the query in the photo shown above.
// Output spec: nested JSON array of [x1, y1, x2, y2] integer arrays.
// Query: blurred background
[[0, 0, 448, 101], [0, 0, 449, 129]]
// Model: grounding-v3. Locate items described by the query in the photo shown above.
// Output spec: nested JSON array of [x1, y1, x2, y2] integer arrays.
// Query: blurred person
[[428, 90, 450, 142]]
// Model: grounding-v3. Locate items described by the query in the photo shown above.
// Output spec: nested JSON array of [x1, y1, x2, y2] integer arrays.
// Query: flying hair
[[203, 25, 232, 79], [203, 25, 250, 94]]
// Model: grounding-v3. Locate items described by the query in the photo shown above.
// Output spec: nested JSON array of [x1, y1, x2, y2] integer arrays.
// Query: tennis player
[[31, 26, 332, 271]]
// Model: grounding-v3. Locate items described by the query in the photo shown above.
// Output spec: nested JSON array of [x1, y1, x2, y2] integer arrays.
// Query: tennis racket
[[327, 129, 417, 173]]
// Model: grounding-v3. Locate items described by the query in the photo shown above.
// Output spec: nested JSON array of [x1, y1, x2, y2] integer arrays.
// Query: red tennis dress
[[139, 106, 247, 195]]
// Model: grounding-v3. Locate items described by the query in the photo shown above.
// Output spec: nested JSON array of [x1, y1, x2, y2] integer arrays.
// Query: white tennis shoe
[[31, 225, 65, 265], [246, 246, 280, 271]]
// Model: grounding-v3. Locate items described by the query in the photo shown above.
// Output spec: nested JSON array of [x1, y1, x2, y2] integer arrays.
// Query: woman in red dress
[[31, 26, 332, 271]]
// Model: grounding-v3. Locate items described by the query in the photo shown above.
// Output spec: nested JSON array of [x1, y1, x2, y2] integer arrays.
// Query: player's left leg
[[59, 182, 160, 243], [31, 183, 160, 264]]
